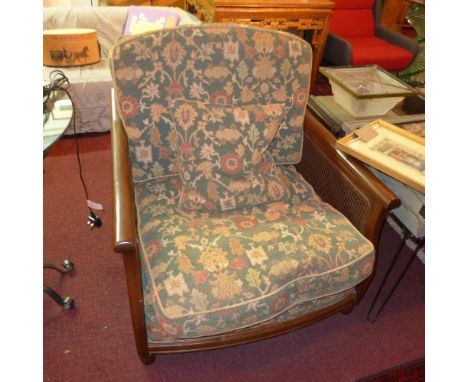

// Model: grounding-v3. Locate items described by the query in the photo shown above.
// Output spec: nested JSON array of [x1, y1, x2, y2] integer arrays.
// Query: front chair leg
[[340, 295, 357, 315], [340, 306, 354, 315], [139, 353, 155, 365]]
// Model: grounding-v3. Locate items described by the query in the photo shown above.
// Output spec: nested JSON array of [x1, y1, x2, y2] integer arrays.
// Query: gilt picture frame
[[336, 119, 425, 192]]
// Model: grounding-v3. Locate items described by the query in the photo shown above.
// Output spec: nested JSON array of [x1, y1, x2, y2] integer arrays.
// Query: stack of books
[[123, 6, 180, 35]]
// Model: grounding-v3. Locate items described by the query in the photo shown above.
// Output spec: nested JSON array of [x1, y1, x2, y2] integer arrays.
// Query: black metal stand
[[43, 259, 75, 310], [43, 102, 77, 311], [367, 213, 424, 322]]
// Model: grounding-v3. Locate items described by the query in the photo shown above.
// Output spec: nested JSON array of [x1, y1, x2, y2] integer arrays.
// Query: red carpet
[[43, 133, 424, 382], [312, 72, 333, 95], [358, 358, 424, 382]]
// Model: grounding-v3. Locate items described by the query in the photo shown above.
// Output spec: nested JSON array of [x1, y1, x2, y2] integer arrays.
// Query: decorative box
[[320, 65, 415, 117], [43, 28, 100, 67]]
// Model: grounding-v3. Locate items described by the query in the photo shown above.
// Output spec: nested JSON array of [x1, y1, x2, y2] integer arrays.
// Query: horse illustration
[[49, 47, 73, 65], [49, 50, 64, 63], [48, 46, 90, 66], [72, 46, 90, 64]]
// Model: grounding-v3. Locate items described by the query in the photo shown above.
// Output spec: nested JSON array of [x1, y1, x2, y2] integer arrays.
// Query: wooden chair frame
[[111, 90, 399, 364]]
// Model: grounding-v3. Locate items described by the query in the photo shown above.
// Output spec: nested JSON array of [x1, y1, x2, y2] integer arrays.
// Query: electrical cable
[[44, 70, 102, 228]]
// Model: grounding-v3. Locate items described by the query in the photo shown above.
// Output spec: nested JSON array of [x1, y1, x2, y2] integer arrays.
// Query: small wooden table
[[186, 0, 334, 92]]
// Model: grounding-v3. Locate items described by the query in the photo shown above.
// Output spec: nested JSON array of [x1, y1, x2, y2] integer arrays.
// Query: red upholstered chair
[[323, 0, 418, 71]]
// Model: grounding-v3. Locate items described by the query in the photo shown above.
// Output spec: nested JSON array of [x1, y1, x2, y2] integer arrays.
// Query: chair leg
[[139, 353, 155, 365], [340, 303, 355, 315]]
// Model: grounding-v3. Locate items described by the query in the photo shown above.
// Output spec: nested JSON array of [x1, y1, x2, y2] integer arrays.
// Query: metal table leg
[[367, 213, 424, 322], [43, 259, 75, 310], [44, 259, 74, 274], [367, 233, 410, 322], [43, 285, 75, 310]]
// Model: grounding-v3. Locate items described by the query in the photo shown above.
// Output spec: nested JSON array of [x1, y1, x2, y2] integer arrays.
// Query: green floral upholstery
[[171, 99, 290, 211], [134, 165, 374, 340], [111, 24, 375, 342], [111, 24, 312, 182]]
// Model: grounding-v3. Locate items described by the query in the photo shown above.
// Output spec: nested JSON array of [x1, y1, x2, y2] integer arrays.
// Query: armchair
[[110, 24, 398, 364], [323, 0, 418, 71]]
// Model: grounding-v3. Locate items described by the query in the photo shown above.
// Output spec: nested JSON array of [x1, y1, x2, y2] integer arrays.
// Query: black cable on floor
[[44, 70, 102, 228]]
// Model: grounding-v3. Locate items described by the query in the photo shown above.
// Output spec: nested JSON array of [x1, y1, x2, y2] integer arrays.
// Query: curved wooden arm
[[306, 110, 399, 209], [111, 88, 154, 363], [297, 109, 400, 247], [111, 88, 137, 253]]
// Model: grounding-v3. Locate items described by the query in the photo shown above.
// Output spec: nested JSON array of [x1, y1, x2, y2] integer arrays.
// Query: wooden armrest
[[111, 88, 137, 253], [296, 109, 400, 247]]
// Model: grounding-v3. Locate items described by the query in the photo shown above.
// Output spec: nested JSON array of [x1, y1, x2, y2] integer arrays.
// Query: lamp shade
[[43, 28, 100, 67]]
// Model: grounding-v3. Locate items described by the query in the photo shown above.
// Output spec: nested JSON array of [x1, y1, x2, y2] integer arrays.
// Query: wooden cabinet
[[380, 0, 410, 32], [100, 0, 153, 5], [101, 0, 185, 6]]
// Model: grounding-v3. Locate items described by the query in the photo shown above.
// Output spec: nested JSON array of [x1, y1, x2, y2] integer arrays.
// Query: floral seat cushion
[[134, 165, 374, 340]]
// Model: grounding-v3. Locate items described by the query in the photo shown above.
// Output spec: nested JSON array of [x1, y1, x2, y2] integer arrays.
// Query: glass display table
[[308, 69, 425, 320], [308, 92, 425, 139], [43, 90, 73, 154], [308, 70, 425, 242]]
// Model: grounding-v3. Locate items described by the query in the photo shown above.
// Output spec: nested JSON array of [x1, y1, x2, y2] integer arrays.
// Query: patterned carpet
[[312, 72, 333, 95]]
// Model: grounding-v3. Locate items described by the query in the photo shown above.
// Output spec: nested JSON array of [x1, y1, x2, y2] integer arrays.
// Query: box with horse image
[[43, 28, 100, 67]]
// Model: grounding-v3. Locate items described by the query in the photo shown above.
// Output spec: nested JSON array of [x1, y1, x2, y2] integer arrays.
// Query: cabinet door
[[156, 0, 186, 7]]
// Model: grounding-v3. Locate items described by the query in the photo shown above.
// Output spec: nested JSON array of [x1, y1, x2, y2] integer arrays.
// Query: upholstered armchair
[[110, 24, 398, 364], [323, 0, 418, 71]]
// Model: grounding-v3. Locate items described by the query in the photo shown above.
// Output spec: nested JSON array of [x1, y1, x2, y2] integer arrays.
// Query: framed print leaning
[[336, 119, 425, 192]]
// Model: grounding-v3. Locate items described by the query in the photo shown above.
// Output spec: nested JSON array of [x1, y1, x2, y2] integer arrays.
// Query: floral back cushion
[[111, 24, 312, 182], [171, 99, 290, 211]]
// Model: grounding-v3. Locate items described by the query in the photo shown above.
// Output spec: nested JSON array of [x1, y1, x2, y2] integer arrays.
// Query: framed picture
[[336, 119, 425, 192]]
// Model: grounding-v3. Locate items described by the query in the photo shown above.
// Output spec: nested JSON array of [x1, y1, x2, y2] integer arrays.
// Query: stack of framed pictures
[[336, 119, 425, 193]]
